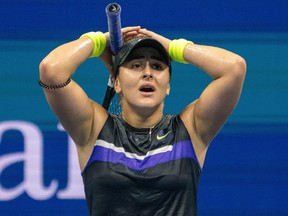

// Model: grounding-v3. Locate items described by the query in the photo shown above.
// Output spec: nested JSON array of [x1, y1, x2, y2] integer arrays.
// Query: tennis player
[[39, 26, 246, 215]]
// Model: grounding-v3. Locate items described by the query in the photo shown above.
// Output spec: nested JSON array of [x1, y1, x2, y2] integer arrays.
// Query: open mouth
[[139, 84, 155, 93]]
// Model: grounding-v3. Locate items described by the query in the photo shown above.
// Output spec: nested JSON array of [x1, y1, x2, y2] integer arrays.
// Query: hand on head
[[100, 26, 171, 77]]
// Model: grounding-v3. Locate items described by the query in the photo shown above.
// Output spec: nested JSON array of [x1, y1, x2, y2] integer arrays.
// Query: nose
[[142, 62, 153, 80]]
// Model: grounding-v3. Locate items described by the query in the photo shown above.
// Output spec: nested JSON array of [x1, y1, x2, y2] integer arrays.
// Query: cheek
[[158, 74, 170, 88], [116, 73, 139, 93], [160, 76, 171, 96]]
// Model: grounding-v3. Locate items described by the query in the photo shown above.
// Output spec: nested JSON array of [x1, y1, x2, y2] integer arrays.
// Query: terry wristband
[[168, 39, 193, 64], [80, 31, 106, 58]]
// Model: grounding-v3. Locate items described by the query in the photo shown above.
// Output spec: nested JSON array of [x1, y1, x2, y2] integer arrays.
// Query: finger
[[121, 26, 141, 34], [123, 31, 140, 38], [137, 28, 153, 36]]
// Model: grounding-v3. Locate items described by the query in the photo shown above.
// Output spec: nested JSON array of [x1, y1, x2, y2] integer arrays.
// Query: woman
[[39, 26, 246, 215]]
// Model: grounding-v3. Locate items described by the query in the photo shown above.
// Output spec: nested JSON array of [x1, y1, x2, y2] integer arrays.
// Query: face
[[114, 47, 170, 111]]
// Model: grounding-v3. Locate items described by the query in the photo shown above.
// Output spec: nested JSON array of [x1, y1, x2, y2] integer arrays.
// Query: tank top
[[82, 114, 201, 216]]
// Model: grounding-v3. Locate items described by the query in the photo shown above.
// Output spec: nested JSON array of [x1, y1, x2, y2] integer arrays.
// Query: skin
[[115, 47, 170, 126], [39, 26, 246, 170]]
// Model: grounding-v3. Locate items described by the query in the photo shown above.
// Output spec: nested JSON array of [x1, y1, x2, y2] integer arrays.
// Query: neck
[[121, 110, 163, 129]]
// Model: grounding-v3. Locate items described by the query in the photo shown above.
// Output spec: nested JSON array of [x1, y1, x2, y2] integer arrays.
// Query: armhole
[[175, 115, 201, 170], [81, 114, 113, 175]]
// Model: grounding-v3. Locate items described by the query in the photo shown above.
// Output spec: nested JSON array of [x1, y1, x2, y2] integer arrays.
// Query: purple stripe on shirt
[[86, 140, 200, 170]]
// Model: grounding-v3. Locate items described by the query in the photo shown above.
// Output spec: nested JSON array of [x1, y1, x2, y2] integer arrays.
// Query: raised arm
[[39, 26, 142, 148], [39, 36, 107, 147], [137, 28, 246, 167], [182, 44, 246, 146]]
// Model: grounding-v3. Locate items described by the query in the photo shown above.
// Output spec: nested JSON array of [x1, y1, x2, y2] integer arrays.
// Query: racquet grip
[[106, 3, 122, 55], [102, 3, 123, 110]]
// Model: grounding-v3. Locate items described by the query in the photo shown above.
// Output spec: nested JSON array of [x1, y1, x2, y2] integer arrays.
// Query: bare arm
[[39, 37, 107, 147], [39, 27, 141, 148], [182, 44, 246, 147], [137, 28, 246, 167]]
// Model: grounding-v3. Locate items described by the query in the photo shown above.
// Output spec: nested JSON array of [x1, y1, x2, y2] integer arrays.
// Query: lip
[[139, 83, 156, 95]]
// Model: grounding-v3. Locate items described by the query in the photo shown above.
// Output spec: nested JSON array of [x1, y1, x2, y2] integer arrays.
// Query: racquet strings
[[108, 92, 122, 115]]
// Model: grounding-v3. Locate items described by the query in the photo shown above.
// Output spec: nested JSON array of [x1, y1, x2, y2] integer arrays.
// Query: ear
[[166, 83, 170, 96], [114, 78, 121, 94]]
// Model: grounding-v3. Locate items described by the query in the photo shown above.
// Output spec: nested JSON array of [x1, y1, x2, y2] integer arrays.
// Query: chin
[[136, 100, 163, 110]]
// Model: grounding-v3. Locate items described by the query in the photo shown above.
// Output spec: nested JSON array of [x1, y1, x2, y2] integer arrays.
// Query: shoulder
[[179, 100, 197, 132], [96, 114, 126, 139], [162, 114, 190, 135]]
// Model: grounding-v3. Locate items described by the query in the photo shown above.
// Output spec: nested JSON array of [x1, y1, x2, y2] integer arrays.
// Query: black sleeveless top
[[82, 114, 201, 216]]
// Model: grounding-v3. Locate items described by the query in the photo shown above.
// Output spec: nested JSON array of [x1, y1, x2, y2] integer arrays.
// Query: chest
[[84, 157, 197, 192]]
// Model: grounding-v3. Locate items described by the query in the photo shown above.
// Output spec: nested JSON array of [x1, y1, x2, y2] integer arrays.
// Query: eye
[[150, 59, 168, 71], [132, 62, 143, 70], [151, 63, 165, 71], [129, 60, 145, 71]]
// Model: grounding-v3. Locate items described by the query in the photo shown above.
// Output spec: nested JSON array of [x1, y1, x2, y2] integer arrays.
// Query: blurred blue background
[[0, 0, 287, 215]]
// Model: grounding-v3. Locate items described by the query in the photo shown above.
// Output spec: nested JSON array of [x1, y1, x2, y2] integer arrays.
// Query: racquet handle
[[106, 3, 123, 55], [102, 3, 123, 110]]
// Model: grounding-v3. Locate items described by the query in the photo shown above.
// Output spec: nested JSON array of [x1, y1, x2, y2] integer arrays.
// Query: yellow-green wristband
[[80, 31, 106, 58], [168, 39, 193, 64]]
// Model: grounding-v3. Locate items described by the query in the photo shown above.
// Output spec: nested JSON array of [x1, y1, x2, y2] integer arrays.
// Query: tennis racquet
[[102, 3, 123, 114]]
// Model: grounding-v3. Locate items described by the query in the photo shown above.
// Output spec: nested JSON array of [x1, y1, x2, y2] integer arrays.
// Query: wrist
[[168, 39, 193, 64], [80, 31, 106, 58]]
